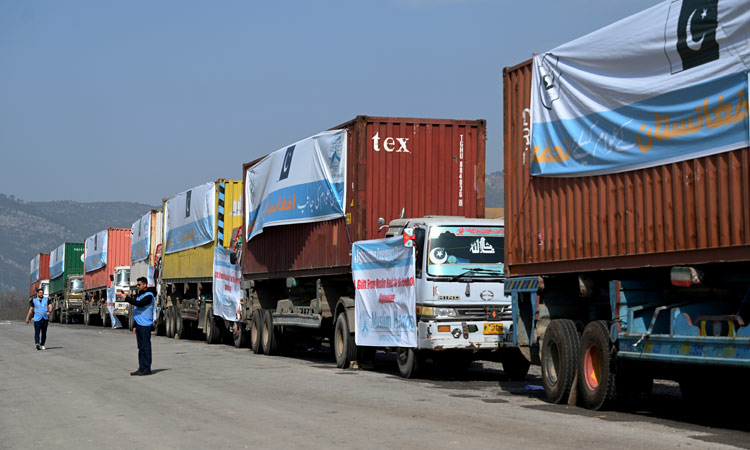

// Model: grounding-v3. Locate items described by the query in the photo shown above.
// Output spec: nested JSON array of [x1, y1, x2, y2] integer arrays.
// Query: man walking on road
[[26, 287, 52, 350], [125, 277, 154, 376]]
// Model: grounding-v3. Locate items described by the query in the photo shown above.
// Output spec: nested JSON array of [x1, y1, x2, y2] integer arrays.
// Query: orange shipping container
[[503, 61, 750, 277], [83, 228, 132, 291], [242, 115, 486, 279]]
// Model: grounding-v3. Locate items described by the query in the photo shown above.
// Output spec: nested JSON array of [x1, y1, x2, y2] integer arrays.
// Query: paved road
[[1, 320, 747, 450]]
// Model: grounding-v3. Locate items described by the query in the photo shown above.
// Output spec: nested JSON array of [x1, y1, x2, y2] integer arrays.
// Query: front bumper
[[417, 320, 514, 351]]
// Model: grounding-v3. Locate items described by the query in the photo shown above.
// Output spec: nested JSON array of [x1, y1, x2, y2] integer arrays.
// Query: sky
[[1, 0, 663, 205]]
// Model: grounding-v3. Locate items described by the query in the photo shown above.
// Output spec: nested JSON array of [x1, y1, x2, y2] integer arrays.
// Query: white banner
[[212, 247, 241, 321], [106, 287, 123, 329], [30, 254, 40, 283], [245, 129, 347, 240], [131, 211, 152, 263], [49, 244, 65, 279], [531, 0, 750, 177], [164, 182, 215, 254], [84, 230, 108, 272], [353, 236, 416, 347]]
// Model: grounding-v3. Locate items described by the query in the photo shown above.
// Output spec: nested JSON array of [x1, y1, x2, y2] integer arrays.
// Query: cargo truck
[[157, 179, 243, 343], [128, 210, 163, 329], [83, 228, 132, 327], [237, 116, 528, 378], [29, 253, 50, 300], [503, 0, 750, 410], [48, 242, 84, 323]]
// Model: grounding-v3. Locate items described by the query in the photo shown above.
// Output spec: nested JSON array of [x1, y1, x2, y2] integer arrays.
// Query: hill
[[485, 170, 504, 208], [0, 194, 157, 293]]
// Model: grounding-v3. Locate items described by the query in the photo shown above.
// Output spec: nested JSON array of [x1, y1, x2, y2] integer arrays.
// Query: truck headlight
[[418, 307, 457, 319]]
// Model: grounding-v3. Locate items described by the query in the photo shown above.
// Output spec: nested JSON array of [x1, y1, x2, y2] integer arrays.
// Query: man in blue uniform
[[125, 277, 155, 376], [26, 287, 52, 350]]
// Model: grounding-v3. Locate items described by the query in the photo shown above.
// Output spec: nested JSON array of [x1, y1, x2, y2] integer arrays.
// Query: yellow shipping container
[[161, 179, 243, 281]]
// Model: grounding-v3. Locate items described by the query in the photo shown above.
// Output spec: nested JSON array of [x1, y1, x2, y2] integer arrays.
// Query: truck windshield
[[116, 270, 130, 287], [426, 226, 504, 277], [70, 279, 83, 292]]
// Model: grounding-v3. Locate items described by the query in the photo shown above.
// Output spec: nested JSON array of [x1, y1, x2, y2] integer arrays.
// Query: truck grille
[[455, 306, 512, 322]]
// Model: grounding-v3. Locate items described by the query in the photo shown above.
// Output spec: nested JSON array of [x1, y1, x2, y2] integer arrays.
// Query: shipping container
[[241, 115, 486, 279], [161, 180, 243, 281], [83, 228, 132, 291], [29, 253, 50, 296], [502, 60, 750, 277], [130, 210, 163, 285], [49, 242, 84, 295]]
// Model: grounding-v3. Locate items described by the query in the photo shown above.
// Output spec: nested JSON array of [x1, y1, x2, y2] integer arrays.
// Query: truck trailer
[[158, 179, 243, 342], [29, 253, 50, 300], [238, 116, 527, 378], [48, 242, 84, 323], [503, 0, 750, 409], [83, 228, 132, 327], [129, 209, 163, 329]]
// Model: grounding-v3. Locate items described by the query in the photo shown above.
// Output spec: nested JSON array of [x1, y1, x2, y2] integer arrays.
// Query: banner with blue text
[[84, 230, 108, 272], [531, 0, 750, 176], [245, 129, 347, 240], [212, 247, 242, 321], [164, 182, 215, 254], [353, 236, 416, 347], [49, 244, 65, 279], [131, 212, 152, 263]]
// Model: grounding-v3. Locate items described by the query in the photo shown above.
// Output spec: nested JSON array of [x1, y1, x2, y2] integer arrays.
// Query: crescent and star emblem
[[686, 9, 705, 52]]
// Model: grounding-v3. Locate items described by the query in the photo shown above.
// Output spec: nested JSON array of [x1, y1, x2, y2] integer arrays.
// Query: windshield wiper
[[449, 267, 504, 281]]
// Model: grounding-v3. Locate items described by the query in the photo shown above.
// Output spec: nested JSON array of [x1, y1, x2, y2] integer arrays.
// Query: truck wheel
[[233, 322, 247, 348], [206, 306, 221, 345], [251, 309, 264, 354], [333, 312, 355, 368], [101, 308, 109, 328], [128, 305, 134, 331], [60, 311, 66, 325], [166, 307, 175, 338], [578, 321, 617, 410], [396, 347, 420, 378], [261, 309, 279, 355], [500, 347, 531, 381], [174, 307, 184, 340], [541, 319, 580, 404], [84, 307, 91, 326]]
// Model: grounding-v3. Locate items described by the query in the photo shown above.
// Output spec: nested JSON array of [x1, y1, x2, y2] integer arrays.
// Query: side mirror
[[229, 252, 237, 265], [109, 275, 114, 282], [377, 217, 389, 232]]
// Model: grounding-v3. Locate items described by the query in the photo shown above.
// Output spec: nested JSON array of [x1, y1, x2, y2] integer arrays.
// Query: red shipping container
[[502, 61, 750, 277], [29, 253, 50, 296], [242, 115, 486, 279], [83, 228, 132, 291]]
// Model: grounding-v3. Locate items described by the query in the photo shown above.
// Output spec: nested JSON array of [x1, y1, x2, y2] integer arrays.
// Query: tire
[[333, 312, 356, 368], [541, 319, 580, 404], [500, 347, 531, 381], [84, 307, 91, 326], [233, 322, 247, 348], [60, 311, 66, 325], [251, 309, 264, 354], [261, 309, 279, 355], [166, 307, 175, 338], [101, 308, 109, 328], [128, 305, 134, 331], [578, 321, 617, 410], [205, 306, 221, 345], [396, 347, 420, 378], [174, 307, 184, 340]]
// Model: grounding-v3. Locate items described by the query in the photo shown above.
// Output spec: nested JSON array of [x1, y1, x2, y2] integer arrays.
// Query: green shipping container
[[49, 242, 84, 295]]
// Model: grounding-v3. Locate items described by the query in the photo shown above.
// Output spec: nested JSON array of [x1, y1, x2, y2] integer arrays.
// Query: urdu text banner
[[531, 0, 750, 177]]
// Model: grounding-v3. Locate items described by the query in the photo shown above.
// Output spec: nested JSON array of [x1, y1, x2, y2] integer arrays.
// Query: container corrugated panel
[[49, 243, 84, 295], [83, 228, 132, 291], [162, 180, 243, 281], [242, 115, 486, 279], [131, 210, 163, 283], [503, 60, 750, 277], [29, 253, 50, 296]]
